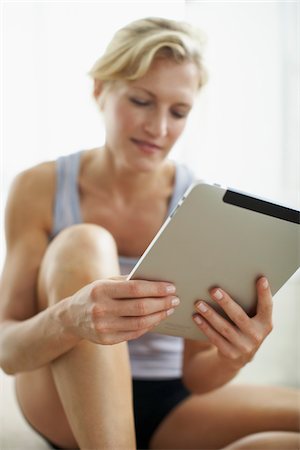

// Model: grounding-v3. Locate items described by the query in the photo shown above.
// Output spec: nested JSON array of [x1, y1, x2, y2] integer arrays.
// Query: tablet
[[128, 181, 300, 340]]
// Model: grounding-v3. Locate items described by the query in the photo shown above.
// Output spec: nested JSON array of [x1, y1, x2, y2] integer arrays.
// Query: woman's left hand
[[193, 277, 273, 370]]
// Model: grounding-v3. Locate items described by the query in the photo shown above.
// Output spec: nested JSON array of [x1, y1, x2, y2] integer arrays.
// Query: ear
[[93, 79, 103, 100]]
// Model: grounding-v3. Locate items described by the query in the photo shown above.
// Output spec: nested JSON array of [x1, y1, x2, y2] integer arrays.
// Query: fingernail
[[171, 297, 180, 306], [193, 314, 203, 325], [262, 278, 269, 289], [197, 302, 208, 313], [166, 308, 175, 316], [213, 289, 223, 301], [166, 284, 176, 294]]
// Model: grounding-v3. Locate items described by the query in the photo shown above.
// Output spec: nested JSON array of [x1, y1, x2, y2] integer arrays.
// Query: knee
[[45, 224, 117, 263], [55, 223, 116, 250], [37, 224, 119, 308]]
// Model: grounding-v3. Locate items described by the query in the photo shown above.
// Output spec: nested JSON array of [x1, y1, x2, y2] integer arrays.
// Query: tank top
[[51, 150, 195, 379]]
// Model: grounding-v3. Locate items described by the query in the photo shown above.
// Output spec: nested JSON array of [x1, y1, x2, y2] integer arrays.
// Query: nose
[[143, 111, 168, 138]]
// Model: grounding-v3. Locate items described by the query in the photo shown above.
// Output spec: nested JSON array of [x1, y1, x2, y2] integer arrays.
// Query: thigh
[[150, 383, 300, 450], [223, 431, 300, 450], [16, 366, 78, 449]]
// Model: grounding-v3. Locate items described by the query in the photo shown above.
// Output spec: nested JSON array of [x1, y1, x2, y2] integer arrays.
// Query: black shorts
[[133, 378, 190, 449], [28, 378, 190, 450]]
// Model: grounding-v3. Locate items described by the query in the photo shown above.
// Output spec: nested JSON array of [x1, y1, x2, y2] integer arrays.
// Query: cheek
[[169, 120, 187, 142], [103, 99, 133, 139], [115, 102, 141, 135]]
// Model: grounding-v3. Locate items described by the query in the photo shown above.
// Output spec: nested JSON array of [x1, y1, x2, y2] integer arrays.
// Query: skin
[[0, 57, 299, 449]]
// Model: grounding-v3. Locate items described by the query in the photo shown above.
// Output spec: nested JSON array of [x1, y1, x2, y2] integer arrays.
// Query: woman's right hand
[[63, 277, 180, 345]]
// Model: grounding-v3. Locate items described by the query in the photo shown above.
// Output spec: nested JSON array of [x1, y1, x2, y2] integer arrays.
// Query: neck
[[94, 146, 171, 200]]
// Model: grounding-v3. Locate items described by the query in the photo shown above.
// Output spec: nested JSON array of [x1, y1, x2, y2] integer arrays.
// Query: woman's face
[[99, 57, 200, 172]]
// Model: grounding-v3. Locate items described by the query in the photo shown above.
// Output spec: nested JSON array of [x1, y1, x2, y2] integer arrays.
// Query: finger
[[193, 314, 238, 358], [109, 275, 128, 281], [195, 301, 243, 347], [96, 308, 175, 333], [113, 296, 180, 316], [209, 288, 251, 333], [119, 308, 176, 331], [98, 279, 176, 299], [255, 277, 273, 321], [104, 326, 160, 345]]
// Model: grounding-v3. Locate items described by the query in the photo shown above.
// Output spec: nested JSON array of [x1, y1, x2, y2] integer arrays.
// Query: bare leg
[[223, 431, 300, 450], [16, 224, 136, 449], [150, 383, 300, 449]]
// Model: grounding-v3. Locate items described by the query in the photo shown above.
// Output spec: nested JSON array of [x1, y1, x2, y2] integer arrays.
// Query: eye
[[129, 97, 151, 107], [171, 110, 189, 119]]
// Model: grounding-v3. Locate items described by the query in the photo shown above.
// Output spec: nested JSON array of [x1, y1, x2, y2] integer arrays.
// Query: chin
[[129, 157, 164, 173]]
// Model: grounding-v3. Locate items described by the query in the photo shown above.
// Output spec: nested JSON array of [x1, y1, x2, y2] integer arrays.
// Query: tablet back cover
[[129, 182, 300, 340]]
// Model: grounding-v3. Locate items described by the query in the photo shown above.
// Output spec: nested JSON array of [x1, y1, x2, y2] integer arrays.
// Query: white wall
[[2, 2, 299, 200], [182, 1, 299, 203]]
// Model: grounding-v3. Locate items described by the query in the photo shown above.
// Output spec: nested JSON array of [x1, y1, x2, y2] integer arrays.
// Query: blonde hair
[[89, 17, 208, 90]]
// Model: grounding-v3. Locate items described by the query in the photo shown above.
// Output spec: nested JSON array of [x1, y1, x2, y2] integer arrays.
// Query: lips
[[131, 138, 162, 152]]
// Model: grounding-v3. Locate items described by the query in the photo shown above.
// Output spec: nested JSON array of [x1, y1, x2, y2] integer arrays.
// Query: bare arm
[[182, 279, 273, 394], [0, 166, 178, 374], [182, 341, 241, 394], [0, 306, 80, 375], [0, 165, 80, 373]]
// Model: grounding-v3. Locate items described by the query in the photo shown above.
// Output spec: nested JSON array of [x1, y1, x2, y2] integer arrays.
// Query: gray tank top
[[51, 150, 195, 379]]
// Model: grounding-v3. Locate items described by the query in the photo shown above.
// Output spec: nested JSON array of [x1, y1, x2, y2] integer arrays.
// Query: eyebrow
[[130, 87, 192, 108]]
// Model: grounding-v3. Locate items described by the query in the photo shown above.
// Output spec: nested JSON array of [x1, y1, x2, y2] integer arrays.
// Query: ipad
[[128, 181, 300, 340]]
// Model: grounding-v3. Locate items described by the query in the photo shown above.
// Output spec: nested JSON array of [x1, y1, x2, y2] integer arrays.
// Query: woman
[[0, 17, 299, 450]]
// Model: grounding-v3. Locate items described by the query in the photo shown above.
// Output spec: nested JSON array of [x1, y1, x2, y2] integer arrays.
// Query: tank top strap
[[50, 150, 83, 238], [167, 161, 196, 214]]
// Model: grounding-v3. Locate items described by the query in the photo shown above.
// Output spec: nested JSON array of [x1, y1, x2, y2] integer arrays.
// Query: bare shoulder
[[5, 160, 56, 239], [1, 160, 57, 321], [8, 160, 56, 206]]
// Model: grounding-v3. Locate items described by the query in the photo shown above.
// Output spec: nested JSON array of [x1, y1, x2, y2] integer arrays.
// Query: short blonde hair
[[89, 17, 208, 90]]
